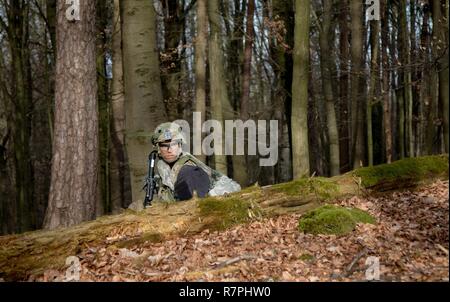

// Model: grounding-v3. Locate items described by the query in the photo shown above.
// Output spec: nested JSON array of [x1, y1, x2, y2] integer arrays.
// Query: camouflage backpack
[[155, 152, 241, 201]]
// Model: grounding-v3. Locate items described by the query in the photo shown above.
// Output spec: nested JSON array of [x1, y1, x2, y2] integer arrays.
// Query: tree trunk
[[0, 47, 14, 234], [45, 0, 56, 144], [46, 0, 57, 55], [350, 0, 364, 168], [389, 10, 399, 160], [161, 0, 184, 121], [208, 0, 229, 174], [381, 0, 392, 163], [240, 0, 255, 121], [433, 0, 449, 153], [194, 0, 208, 163], [424, 1, 439, 155], [222, 1, 248, 185], [367, 19, 380, 166], [233, 0, 255, 186], [5, 1, 35, 233], [32, 0, 53, 230], [319, 0, 340, 175], [418, 3, 431, 157], [120, 0, 168, 206], [270, 0, 294, 183], [399, 1, 413, 158], [397, 88, 406, 158], [96, 0, 110, 216], [338, 0, 351, 173], [410, 0, 419, 157], [109, 0, 131, 213], [44, 1, 99, 229], [291, 0, 310, 178]]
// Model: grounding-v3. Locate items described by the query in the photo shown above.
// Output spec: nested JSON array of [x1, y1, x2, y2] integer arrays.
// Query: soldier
[[149, 122, 241, 202]]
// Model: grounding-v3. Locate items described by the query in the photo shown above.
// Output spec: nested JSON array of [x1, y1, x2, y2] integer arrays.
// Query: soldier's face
[[159, 141, 181, 163]]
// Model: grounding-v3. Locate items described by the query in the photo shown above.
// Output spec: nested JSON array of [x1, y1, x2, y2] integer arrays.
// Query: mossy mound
[[298, 205, 376, 235], [353, 154, 448, 189], [198, 196, 262, 230], [270, 177, 339, 201]]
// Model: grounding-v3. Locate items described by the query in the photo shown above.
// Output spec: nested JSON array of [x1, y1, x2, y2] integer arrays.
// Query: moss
[[198, 196, 261, 231], [298, 253, 314, 262], [115, 232, 163, 248], [270, 177, 339, 201], [347, 207, 376, 224], [353, 155, 448, 189], [298, 205, 376, 235], [238, 184, 261, 194]]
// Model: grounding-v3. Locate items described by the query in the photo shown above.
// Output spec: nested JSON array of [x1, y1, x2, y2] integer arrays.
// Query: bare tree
[[44, 1, 99, 229], [291, 0, 310, 178], [120, 0, 168, 206], [319, 0, 340, 175], [350, 0, 364, 168]]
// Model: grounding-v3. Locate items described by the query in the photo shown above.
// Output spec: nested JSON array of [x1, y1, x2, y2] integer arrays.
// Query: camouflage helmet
[[151, 122, 186, 146]]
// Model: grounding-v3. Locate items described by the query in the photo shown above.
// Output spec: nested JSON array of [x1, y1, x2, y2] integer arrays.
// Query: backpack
[[155, 152, 241, 201]]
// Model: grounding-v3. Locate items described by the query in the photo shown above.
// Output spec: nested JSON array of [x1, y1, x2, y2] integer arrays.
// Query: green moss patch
[[298, 253, 315, 262], [270, 177, 339, 201], [198, 196, 261, 231], [298, 205, 376, 235], [353, 155, 448, 189]]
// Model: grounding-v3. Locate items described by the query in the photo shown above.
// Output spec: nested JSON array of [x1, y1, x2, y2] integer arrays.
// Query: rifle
[[143, 150, 158, 208]]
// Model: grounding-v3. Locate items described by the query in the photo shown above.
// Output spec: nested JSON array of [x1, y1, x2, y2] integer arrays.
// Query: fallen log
[[0, 155, 447, 281]]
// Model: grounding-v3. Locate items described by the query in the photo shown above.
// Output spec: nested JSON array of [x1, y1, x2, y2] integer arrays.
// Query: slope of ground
[[30, 180, 448, 282]]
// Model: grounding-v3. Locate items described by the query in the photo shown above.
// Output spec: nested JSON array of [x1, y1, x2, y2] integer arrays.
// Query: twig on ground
[[436, 244, 449, 256], [344, 248, 368, 277], [213, 255, 256, 269]]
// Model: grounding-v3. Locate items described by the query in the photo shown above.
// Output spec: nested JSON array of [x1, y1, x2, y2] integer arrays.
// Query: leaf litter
[[33, 180, 448, 282]]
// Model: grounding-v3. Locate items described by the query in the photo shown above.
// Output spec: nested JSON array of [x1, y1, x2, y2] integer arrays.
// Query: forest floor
[[31, 179, 449, 282]]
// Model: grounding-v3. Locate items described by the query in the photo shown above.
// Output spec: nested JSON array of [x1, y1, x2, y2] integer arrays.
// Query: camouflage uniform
[[151, 122, 241, 202]]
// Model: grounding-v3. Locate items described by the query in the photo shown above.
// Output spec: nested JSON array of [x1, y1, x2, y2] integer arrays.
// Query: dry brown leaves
[[33, 180, 449, 282]]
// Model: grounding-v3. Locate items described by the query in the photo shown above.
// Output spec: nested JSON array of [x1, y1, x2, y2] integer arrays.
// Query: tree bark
[[291, 0, 310, 178], [44, 1, 99, 229], [367, 19, 380, 166], [109, 0, 131, 213], [160, 0, 184, 121], [270, 0, 294, 183], [208, 0, 229, 174], [45, 0, 57, 55], [424, 1, 439, 155], [240, 0, 255, 121], [399, 1, 413, 158], [120, 0, 168, 206], [319, 0, 340, 175], [4, 1, 35, 232], [381, 0, 392, 163], [32, 0, 53, 230], [350, 0, 364, 168], [432, 0, 449, 153], [96, 0, 110, 216], [194, 0, 208, 163], [338, 0, 351, 173]]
